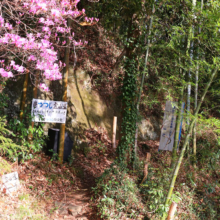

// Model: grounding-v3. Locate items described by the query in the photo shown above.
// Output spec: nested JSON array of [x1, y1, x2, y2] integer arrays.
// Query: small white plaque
[[1, 172, 20, 194]]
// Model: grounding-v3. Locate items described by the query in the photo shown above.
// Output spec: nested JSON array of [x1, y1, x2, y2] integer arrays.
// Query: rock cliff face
[[65, 68, 120, 137], [138, 116, 161, 141], [4, 68, 162, 146]]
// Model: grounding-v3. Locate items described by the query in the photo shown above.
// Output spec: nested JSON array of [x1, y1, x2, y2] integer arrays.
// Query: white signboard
[[159, 101, 177, 151], [1, 172, 20, 194], [31, 99, 67, 123]]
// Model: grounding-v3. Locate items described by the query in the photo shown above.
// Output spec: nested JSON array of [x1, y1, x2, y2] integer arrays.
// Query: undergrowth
[[140, 166, 181, 218], [8, 109, 47, 162], [92, 164, 146, 220], [0, 88, 47, 164], [92, 135, 220, 220], [0, 116, 23, 161]]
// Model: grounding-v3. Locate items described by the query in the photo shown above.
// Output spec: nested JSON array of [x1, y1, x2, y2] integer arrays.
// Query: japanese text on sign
[[159, 101, 177, 151], [31, 99, 67, 123]]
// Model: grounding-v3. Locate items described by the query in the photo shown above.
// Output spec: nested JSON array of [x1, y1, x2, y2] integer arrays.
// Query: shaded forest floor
[[0, 125, 159, 220], [0, 127, 116, 219], [0, 127, 219, 219]]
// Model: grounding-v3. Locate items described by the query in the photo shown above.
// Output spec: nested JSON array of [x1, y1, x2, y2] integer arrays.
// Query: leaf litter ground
[[0, 128, 219, 219], [0, 127, 116, 220]]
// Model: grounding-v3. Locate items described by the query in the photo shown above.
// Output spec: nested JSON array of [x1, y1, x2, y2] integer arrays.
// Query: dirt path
[[0, 152, 103, 220], [52, 190, 95, 220], [0, 179, 96, 220]]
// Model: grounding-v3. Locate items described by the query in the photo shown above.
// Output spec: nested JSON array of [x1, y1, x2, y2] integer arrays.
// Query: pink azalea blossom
[[0, 68, 13, 78], [28, 55, 36, 61], [51, 9, 61, 17], [39, 18, 45, 23], [39, 83, 49, 91]]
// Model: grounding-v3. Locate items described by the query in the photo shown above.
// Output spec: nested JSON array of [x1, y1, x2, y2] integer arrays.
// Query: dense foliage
[[0, 0, 220, 219]]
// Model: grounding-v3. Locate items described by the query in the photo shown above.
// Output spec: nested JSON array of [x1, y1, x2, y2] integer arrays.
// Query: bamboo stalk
[[162, 66, 218, 220], [185, 33, 192, 159], [186, 0, 197, 158], [112, 116, 117, 148], [192, 0, 203, 166], [171, 87, 184, 167], [59, 18, 70, 164], [20, 72, 29, 121], [192, 64, 198, 164], [172, 65, 185, 167]]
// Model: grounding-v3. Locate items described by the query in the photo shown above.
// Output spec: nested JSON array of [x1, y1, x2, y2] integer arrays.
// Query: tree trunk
[[59, 19, 70, 164], [117, 16, 139, 166], [28, 72, 39, 143], [31, 72, 39, 128], [20, 72, 29, 121]]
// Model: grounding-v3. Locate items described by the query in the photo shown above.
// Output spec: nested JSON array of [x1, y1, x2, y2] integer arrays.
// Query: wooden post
[[140, 152, 151, 184], [112, 116, 117, 148], [20, 72, 29, 121], [59, 19, 70, 164], [167, 202, 177, 220]]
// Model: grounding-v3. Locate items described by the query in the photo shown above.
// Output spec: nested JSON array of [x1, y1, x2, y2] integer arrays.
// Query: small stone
[[59, 207, 68, 215], [64, 216, 72, 219], [67, 205, 82, 216], [54, 201, 68, 215], [54, 201, 63, 207]]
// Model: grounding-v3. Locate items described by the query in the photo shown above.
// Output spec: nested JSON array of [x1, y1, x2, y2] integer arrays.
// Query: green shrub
[[0, 157, 11, 175], [192, 194, 219, 220], [196, 135, 220, 177], [8, 110, 47, 161], [93, 165, 145, 219], [0, 116, 24, 161], [140, 166, 181, 217]]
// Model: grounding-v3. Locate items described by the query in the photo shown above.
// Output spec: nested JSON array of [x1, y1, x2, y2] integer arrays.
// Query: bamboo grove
[[83, 0, 220, 218]]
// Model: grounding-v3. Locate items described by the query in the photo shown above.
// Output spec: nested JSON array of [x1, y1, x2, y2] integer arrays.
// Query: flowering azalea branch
[[0, 0, 98, 91]]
